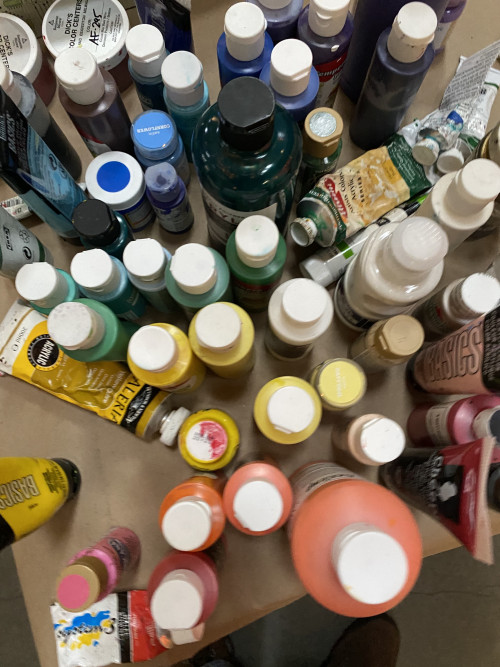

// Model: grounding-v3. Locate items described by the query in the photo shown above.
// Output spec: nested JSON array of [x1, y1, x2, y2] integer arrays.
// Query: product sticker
[[433, 22, 452, 51], [233, 277, 280, 311], [334, 278, 378, 330], [120, 196, 156, 232], [314, 51, 348, 107], [424, 403, 455, 446], [0, 22, 33, 73], [155, 198, 193, 233], [0, 215, 45, 278], [186, 421, 228, 462], [412, 293, 452, 337]]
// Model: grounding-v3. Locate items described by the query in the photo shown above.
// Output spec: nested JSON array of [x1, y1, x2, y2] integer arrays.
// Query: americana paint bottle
[[15, 264, 80, 316], [178, 410, 240, 471], [126, 24, 169, 112], [122, 239, 176, 314], [332, 414, 406, 465], [309, 358, 366, 411]]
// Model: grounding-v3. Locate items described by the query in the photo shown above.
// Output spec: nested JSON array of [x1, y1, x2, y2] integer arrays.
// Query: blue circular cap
[[96, 161, 131, 192], [131, 110, 176, 159]]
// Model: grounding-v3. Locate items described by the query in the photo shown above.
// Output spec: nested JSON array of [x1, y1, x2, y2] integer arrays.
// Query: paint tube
[[458, 61, 500, 157], [380, 437, 494, 564]]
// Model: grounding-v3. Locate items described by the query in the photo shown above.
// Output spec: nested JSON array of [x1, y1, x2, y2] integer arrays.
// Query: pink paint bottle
[[56, 527, 141, 612]]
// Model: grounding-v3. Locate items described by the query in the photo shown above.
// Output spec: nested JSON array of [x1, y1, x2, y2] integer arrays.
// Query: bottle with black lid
[[73, 199, 134, 260]]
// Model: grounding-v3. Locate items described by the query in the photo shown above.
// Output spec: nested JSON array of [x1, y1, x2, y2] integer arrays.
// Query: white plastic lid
[[0, 62, 22, 106], [332, 523, 409, 604], [388, 217, 448, 272], [267, 385, 315, 434], [446, 159, 500, 216], [195, 303, 242, 351], [71, 249, 121, 293], [387, 2, 437, 63], [0, 13, 42, 83], [259, 0, 290, 8], [150, 569, 204, 630], [283, 279, 329, 325], [15, 263, 68, 306], [308, 0, 350, 38], [161, 498, 212, 551], [48, 302, 106, 350], [161, 51, 205, 106], [125, 24, 167, 78], [235, 215, 279, 268], [85, 152, 146, 210], [270, 39, 313, 97], [358, 417, 406, 464], [170, 244, 217, 295], [233, 479, 284, 532], [160, 407, 192, 447], [123, 239, 168, 281], [128, 326, 178, 373], [225, 3, 267, 62], [473, 407, 500, 438], [454, 273, 500, 319], [412, 136, 440, 166], [54, 48, 105, 105], [436, 147, 464, 174]]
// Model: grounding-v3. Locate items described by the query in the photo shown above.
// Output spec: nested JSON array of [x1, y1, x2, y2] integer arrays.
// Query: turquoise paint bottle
[[123, 239, 177, 314], [15, 263, 80, 315], [72, 199, 134, 260], [125, 24, 169, 112]]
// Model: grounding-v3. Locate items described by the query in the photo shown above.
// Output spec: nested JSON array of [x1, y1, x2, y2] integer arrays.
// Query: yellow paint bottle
[[188, 302, 255, 379], [309, 358, 366, 411], [179, 409, 240, 471], [127, 323, 206, 393], [253, 376, 322, 445]]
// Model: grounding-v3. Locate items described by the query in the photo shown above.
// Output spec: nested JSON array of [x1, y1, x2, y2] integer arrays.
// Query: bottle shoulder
[[372, 32, 435, 78], [297, 9, 354, 62], [58, 73, 120, 118]]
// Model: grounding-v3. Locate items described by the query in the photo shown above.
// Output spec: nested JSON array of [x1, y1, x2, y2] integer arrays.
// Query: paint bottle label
[[233, 277, 281, 311], [433, 21, 452, 51], [334, 277, 378, 330], [264, 327, 311, 360], [413, 294, 454, 337], [0, 216, 49, 279], [78, 129, 112, 157], [120, 195, 156, 232], [185, 421, 228, 463], [424, 403, 454, 446], [314, 51, 348, 107], [154, 198, 194, 234]]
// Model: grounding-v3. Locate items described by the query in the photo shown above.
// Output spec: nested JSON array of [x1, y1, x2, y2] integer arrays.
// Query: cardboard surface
[[0, 1, 500, 665]]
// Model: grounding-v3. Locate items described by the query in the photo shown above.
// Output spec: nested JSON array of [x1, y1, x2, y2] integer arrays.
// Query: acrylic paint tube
[[380, 437, 494, 563], [0, 207, 53, 279]]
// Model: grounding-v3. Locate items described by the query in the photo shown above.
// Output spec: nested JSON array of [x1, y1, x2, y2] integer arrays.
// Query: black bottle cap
[[218, 77, 275, 151], [73, 199, 121, 246], [51, 459, 82, 500]]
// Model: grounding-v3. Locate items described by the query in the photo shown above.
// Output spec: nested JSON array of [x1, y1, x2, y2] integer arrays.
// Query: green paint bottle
[[15, 263, 79, 315]]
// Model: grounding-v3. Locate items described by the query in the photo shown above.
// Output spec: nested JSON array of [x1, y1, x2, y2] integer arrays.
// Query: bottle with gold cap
[[309, 358, 366, 411]]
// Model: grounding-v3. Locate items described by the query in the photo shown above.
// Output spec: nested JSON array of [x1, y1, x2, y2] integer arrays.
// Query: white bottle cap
[[388, 217, 448, 272], [270, 39, 313, 97], [123, 239, 168, 282], [259, 0, 290, 8], [128, 326, 178, 373], [386, 2, 437, 64], [194, 303, 242, 352], [161, 498, 212, 551], [0, 62, 22, 106], [282, 279, 329, 326], [159, 407, 192, 447], [472, 407, 500, 439], [445, 159, 500, 216], [161, 51, 205, 107], [15, 263, 68, 307], [170, 624, 205, 645], [233, 479, 284, 532], [267, 385, 315, 434], [150, 569, 204, 630], [412, 136, 440, 166], [357, 417, 406, 464], [224, 3, 267, 62], [71, 249, 121, 293], [436, 147, 464, 174], [308, 0, 350, 38], [170, 244, 217, 295], [452, 273, 500, 320], [332, 523, 409, 604], [54, 48, 105, 105], [125, 24, 167, 78], [48, 302, 106, 350], [235, 216, 279, 268]]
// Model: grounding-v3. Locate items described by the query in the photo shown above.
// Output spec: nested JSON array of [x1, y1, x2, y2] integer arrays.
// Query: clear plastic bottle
[[126, 24, 169, 112], [247, 0, 303, 43]]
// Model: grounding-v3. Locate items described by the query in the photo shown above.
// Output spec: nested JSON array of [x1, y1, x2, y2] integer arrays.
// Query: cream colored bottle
[[332, 414, 406, 465]]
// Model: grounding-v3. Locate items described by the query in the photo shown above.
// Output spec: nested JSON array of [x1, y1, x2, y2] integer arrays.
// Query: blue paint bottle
[[126, 24, 169, 112], [145, 163, 194, 234], [72, 199, 133, 260], [134, 0, 193, 54], [247, 0, 302, 43], [15, 263, 80, 316]]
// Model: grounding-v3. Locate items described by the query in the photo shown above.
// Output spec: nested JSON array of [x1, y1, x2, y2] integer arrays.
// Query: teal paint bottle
[[15, 263, 80, 315], [72, 199, 133, 260]]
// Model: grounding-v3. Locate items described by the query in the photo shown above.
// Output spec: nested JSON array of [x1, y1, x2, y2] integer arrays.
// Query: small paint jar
[[309, 358, 366, 411], [178, 409, 240, 471], [123, 239, 176, 314], [253, 376, 322, 445], [222, 460, 293, 535], [15, 263, 79, 316], [188, 302, 255, 379], [332, 414, 406, 466], [127, 323, 206, 393], [145, 162, 194, 234], [85, 151, 156, 232], [72, 199, 133, 260], [159, 475, 226, 551], [56, 527, 141, 612]]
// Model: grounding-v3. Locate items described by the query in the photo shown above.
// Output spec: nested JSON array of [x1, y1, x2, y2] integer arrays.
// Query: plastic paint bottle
[[259, 39, 319, 124], [135, 0, 194, 54], [188, 302, 255, 379], [72, 199, 133, 260], [265, 278, 333, 360], [225, 215, 286, 312], [179, 409, 240, 471], [145, 163, 194, 234], [159, 475, 226, 551], [217, 3, 273, 87], [122, 239, 176, 314], [309, 358, 367, 411], [469, 123, 500, 238], [161, 51, 210, 163], [0, 210, 53, 280], [254, 376, 322, 445], [165, 244, 233, 319], [247, 0, 303, 43], [85, 152, 156, 232], [332, 414, 406, 465], [15, 263, 79, 316], [71, 249, 146, 321], [56, 527, 141, 613], [488, 465, 500, 513], [126, 24, 169, 112], [433, 0, 467, 54], [288, 461, 422, 616], [127, 323, 206, 393], [222, 459, 293, 535]]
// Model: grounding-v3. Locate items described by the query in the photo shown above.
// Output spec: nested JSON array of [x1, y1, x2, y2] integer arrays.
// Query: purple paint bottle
[[433, 0, 467, 55], [247, 0, 302, 43], [145, 162, 194, 234]]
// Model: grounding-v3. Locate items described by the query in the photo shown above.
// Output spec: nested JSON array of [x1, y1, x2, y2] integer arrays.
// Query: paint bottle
[[225, 215, 286, 312], [247, 0, 303, 43], [15, 263, 79, 316], [0, 210, 53, 280], [433, 0, 467, 54], [254, 376, 322, 445], [0, 457, 80, 551], [192, 77, 301, 249], [334, 218, 448, 331], [71, 249, 147, 321], [217, 3, 273, 87], [188, 302, 255, 379], [309, 358, 367, 411], [85, 152, 156, 232], [332, 414, 406, 465], [159, 475, 226, 551], [72, 199, 133, 260], [488, 465, 500, 513], [259, 39, 319, 124], [131, 110, 190, 186], [289, 461, 422, 616], [126, 24, 169, 112], [56, 527, 141, 613], [165, 244, 233, 319], [178, 409, 240, 471], [161, 51, 210, 163], [127, 323, 206, 393], [296, 0, 353, 107], [222, 459, 293, 535], [122, 239, 176, 314], [265, 278, 333, 360], [416, 159, 500, 250], [295, 108, 343, 202], [135, 0, 194, 54], [145, 163, 194, 234], [349, 3, 437, 151], [469, 122, 500, 238]]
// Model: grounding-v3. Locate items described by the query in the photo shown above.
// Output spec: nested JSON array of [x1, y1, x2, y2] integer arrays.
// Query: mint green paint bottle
[[15, 263, 80, 315]]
